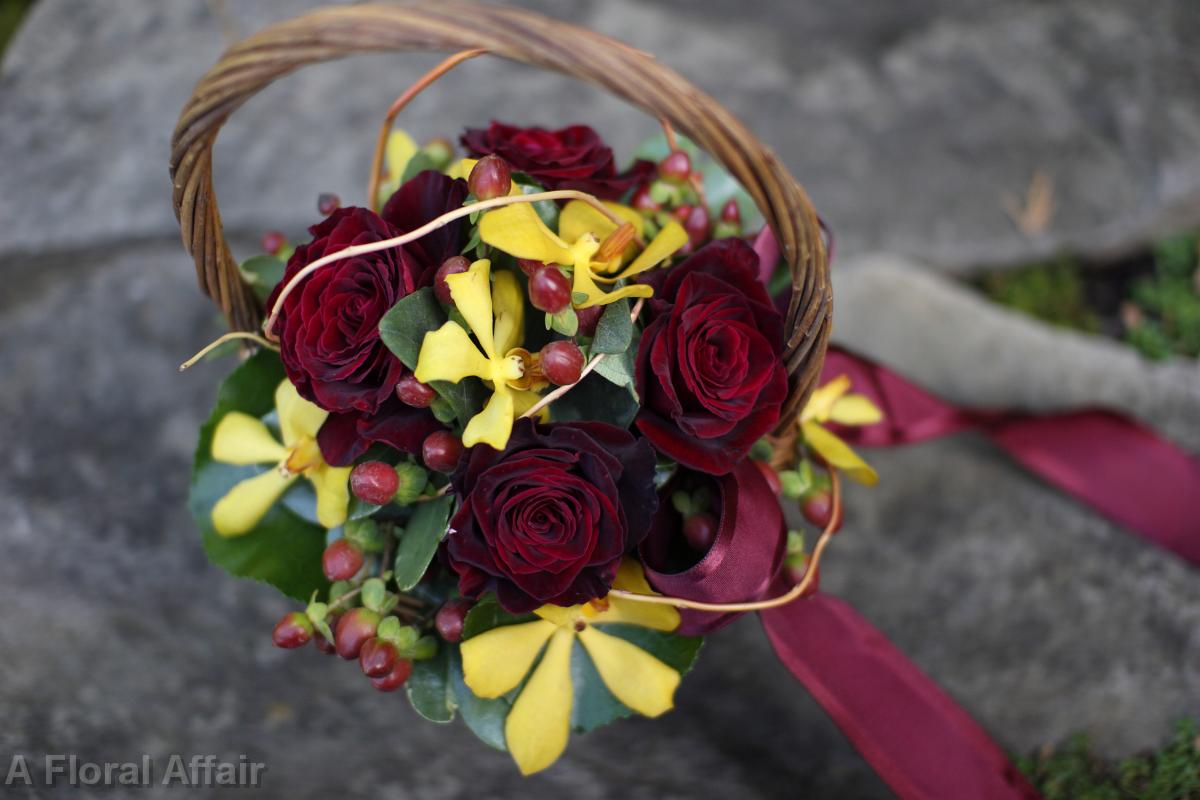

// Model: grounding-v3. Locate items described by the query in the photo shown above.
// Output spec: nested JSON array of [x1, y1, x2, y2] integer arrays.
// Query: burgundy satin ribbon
[[822, 346, 1200, 564]]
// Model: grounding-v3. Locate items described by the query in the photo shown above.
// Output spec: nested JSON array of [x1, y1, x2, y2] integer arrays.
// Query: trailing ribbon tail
[[760, 594, 1042, 800], [822, 346, 1200, 564]]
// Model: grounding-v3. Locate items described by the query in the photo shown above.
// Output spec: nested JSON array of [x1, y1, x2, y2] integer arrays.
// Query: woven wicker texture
[[170, 2, 830, 426]]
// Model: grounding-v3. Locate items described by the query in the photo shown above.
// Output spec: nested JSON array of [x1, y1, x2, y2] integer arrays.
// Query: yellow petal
[[557, 200, 643, 248], [801, 420, 879, 486], [446, 259, 496, 357], [461, 619, 557, 699], [462, 388, 515, 450], [211, 412, 287, 465], [577, 626, 679, 718], [572, 262, 653, 309], [802, 375, 852, 423], [275, 379, 328, 446], [511, 388, 548, 421], [211, 468, 297, 537], [533, 604, 578, 627], [592, 560, 680, 632], [829, 394, 884, 427], [479, 204, 573, 265], [414, 322, 492, 385], [385, 129, 418, 182], [445, 157, 478, 181], [616, 219, 688, 280], [307, 464, 351, 529], [491, 269, 525, 355], [505, 628, 575, 776]]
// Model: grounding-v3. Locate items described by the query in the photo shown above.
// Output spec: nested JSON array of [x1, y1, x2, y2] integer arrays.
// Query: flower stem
[[367, 48, 488, 209], [262, 189, 628, 338], [178, 331, 278, 371], [608, 469, 842, 612]]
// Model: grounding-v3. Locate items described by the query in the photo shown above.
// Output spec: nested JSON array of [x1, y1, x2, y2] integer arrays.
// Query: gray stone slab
[[3, 0, 1200, 272]]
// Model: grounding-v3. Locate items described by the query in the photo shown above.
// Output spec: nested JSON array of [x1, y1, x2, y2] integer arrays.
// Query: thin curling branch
[[519, 297, 645, 420], [179, 331, 279, 371], [262, 189, 630, 338], [609, 468, 842, 613], [367, 48, 488, 208]]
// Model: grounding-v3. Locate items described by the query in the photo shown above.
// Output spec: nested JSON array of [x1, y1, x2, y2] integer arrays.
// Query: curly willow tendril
[[608, 468, 842, 612]]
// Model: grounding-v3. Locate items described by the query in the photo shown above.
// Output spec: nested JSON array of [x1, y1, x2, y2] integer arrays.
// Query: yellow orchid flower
[[376, 129, 420, 208], [799, 374, 884, 486], [209, 380, 351, 536], [461, 560, 683, 775], [478, 199, 688, 309], [414, 259, 540, 450], [445, 156, 477, 181]]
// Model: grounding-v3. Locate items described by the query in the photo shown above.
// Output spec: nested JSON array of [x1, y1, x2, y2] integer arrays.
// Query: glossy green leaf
[[401, 153, 438, 183], [239, 255, 286, 302], [407, 645, 456, 723], [392, 494, 454, 590], [449, 646, 510, 750], [378, 287, 445, 370], [187, 351, 327, 601]]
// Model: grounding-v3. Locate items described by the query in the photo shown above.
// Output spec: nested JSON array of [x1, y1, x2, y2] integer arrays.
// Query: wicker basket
[[169, 2, 830, 427]]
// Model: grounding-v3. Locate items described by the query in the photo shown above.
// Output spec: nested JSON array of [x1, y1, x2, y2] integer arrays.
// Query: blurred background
[[1, 1, 1197, 797]]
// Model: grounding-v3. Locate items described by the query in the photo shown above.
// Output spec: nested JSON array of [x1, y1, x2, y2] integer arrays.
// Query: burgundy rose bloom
[[268, 206, 417, 416], [298, 171, 468, 465], [635, 238, 788, 474], [461, 121, 653, 200], [444, 419, 658, 613]]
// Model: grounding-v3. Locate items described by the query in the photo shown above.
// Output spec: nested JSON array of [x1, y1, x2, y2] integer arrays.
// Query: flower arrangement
[[172, 4, 850, 779]]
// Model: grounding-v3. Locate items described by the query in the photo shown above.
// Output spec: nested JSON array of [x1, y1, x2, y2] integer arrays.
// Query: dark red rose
[[461, 121, 653, 200], [635, 238, 788, 474], [444, 419, 658, 613], [294, 172, 469, 465]]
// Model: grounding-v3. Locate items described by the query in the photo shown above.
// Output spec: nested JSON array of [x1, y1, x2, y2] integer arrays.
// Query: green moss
[[1124, 233, 1200, 360], [1019, 718, 1200, 799], [981, 258, 1100, 333]]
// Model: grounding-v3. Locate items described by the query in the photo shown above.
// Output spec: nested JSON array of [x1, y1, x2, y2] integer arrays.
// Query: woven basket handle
[[170, 2, 830, 425]]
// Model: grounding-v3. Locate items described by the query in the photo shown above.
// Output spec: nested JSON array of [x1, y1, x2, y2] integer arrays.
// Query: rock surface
[[1, 2, 1198, 799]]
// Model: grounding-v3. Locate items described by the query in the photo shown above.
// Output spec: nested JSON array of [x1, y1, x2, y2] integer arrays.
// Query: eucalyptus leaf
[[591, 299, 633, 354], [550, 371, 638, 429], [592, 347, 636, 391], [378, 287, 445, 370], [393, 494, 454, 590], [187, 351, 327, 601]]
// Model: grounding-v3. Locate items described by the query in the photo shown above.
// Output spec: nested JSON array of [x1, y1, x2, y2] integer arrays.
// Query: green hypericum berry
[[392, 463, 428, 505], [778, 469, 809, 499], [786, 530, 806, 558], [344, 518, 386, 553], [408, 636, 439, 661], [748, 438, 774, 461]]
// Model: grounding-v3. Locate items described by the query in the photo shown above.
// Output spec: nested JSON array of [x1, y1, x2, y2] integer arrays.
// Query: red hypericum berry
[[682, 204, 711, 248], [671, 204, 693, 223], [720, 198, 741, 224], [468, 154, 512, 200], [754, 460, 782, 496], [271, 612, 313, 649], [517, 258, 547, 277], [575, 304, 604, 337], [359, 637, 399, 678], [260, 230, 285, 256], [786, 560, 820, 597], [317, 192, 341, 216], [540, 340, 585, 386], [313, 613, 339, 655], [422, 430, 463, 473], [350, 461, 400, 506], [395, 374, 436, 408], [370, 658, 414, 692], [631, 186, 659, 212], [658, 150, 692, 183], [434, 256, 471, 306], [682, 513, 718, 552], [802, 489, 840, 532], [528, 266, 572, 314], [435, 599, 473, 643], [322, 539, 364, 582], [334, 608, 381, 660]]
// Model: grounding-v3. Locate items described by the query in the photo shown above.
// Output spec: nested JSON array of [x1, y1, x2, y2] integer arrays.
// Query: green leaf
[[401, 152, 438, 183], [187, 351, 327, 601], [429, 378, 487, 426], [461, 595, 536, 640], [378, 287, 445, 370], [450, 647, 510, 750], [592, 347, 636, 391], [550, 371, 638, 428], [393, 494, 454, 590], [591, 299, 633, 354], [407, 645, 456, 723], [520, 182, 559, 229], [550, 307, 578, 337], [239, 255, 286, 302]]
